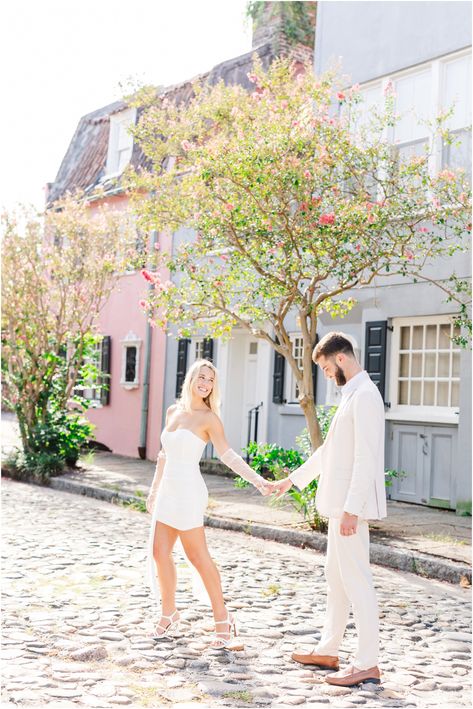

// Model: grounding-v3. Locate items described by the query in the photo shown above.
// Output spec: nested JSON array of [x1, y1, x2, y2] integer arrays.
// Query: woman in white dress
[[146, 358, 271, 649]]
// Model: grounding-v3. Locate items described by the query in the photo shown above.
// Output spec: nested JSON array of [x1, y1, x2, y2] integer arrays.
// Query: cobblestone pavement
[[2, 480, 471, 709]]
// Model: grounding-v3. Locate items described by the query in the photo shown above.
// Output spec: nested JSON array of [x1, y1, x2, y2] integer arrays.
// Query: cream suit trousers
[[316, 518, 379, 670]]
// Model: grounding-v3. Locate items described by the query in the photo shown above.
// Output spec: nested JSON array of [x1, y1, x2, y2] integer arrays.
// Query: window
[[105, 107, 136, 176], [120, 331, 141, 389], [391, 316, 460, 415], [441, 52, 472, 181], [285, 335, 304, 404], [80, 336, 111, 407], [193, 339, 205, 362], [354, 49, 472, 178]]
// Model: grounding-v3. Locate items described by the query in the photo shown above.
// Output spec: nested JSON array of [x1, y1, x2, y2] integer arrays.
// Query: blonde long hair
[[177, 359, 221, 415]]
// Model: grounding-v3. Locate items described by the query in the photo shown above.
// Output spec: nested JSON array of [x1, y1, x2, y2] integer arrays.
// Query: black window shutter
[[272, 347, 286, 404], [176, 339, 190, 398], [100, 336, 111, 406], [203, 338, 214, 362], [312, 333, 319, 403], [364, 321, 387, 401]]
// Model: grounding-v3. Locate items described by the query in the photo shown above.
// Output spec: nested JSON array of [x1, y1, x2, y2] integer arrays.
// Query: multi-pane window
[[286, 335, 304, 403], [396, 318, 460, 409], [106, 107, 136, 176], [441, 54, 472, 181], [194, 339, 205, 361], [353, 50, 471, 177], [81, 339, 103, 404]]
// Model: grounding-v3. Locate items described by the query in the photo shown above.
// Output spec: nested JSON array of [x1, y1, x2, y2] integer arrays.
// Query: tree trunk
[[299, 394, 323, 451]]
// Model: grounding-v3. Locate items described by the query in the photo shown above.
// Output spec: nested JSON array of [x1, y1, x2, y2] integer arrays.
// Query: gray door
[[389, 423, 457, 509]]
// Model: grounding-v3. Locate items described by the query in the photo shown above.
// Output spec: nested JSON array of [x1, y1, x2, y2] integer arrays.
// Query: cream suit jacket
[[289, 371, 387, 520]]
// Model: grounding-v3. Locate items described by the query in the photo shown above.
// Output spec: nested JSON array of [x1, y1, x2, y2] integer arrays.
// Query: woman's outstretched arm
[[206, 413, 272, 495]]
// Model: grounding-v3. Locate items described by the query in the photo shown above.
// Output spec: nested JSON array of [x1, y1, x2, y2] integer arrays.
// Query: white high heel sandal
[[153, 609, 181, 639], [211, 611, 244, 651]]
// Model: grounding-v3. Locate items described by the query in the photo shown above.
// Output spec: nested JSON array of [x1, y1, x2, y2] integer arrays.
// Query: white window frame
[[354, 48, 471, 180], [387, 315, 461, 425], [188, 338, 205, 368], [105, 107, 137, 177], [120, 331, 141, 390], [285, 333, 304, 405], [78, 338, 104, 408]]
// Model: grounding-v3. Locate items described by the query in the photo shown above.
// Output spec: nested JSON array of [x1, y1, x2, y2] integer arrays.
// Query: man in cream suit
[[272, 332, 387, 687]]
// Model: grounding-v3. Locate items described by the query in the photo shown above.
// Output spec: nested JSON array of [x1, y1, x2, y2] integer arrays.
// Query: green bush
[[3, 449, 64, 484]]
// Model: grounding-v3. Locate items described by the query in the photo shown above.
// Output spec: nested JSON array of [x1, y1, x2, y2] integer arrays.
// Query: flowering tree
[[128, 57, 471, 449], [2, 193, 136, 471]]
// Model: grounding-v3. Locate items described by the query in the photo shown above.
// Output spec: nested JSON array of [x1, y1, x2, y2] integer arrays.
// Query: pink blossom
[[367, 213, 376, 224], [318, 212, 335, 226], [214, 280, 223, 287], [405, 249, 415, 261], [138, 299, 147, 309], [432, 197, 441, 210], [276, 241, 284, 247], [337, 92, 346, 101], [220, 254, 229, 261], [300, 202, 309, 212], [268, 247, 277, 255], [350, 83, 360, 93], [141, 268, 157, 283], [225, 203, 235, 211], [311, 195, 321, 205], [247, 72, 258, 84], [384, 80, 395, 96], [304, 170, 312, 179], [459, 192, 467, 203], [189, 265, 196, 273], [417, 227, 429, 233], [154, 242, 160, 250], [439, 169, 456, 181], [292, 120, 300, 127], [181, 140, 192, 151], [281, 100, 288, 109], [355, 244, 361, 252]]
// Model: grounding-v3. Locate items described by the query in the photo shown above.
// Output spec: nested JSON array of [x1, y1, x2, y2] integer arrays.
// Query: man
[[271, 332, 387, 687]]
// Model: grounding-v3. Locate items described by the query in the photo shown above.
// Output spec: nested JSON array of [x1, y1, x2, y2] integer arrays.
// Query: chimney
[[250, 1, 316, 63]]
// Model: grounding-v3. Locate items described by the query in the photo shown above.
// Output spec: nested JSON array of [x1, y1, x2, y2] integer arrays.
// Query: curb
[[48, 476, 472, 586]]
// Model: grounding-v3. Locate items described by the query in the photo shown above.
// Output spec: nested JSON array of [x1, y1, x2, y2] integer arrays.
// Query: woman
[[146, 359, 271, 650]]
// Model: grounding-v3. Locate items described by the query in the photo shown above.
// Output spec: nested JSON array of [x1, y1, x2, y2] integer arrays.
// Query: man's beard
[[335, 364, 347, 386]]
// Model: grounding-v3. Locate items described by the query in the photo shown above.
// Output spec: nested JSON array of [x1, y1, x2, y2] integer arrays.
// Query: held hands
[[255, 479, 274, 496], [269, 477, 294, 499]]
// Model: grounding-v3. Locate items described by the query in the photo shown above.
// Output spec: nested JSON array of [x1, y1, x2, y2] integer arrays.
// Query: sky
[[1, 0, 252, 212]]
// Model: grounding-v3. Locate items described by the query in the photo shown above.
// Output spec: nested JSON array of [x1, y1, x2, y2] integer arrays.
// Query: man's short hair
[[313, 332, 355, 363]]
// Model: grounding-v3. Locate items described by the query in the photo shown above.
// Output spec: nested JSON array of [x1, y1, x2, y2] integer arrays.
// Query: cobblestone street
[[1, 479, 471, 708]]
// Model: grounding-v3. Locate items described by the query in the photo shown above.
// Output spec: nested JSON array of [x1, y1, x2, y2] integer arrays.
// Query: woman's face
[[193, 365, 215, 400]]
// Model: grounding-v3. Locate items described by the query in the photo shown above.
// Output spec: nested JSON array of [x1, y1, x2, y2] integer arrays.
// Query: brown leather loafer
[[291, 651, 339, 669], [325, 664, 381, 686]]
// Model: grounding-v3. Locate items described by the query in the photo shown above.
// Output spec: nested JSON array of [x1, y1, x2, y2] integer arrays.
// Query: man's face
[[317, 354, 347, 386]]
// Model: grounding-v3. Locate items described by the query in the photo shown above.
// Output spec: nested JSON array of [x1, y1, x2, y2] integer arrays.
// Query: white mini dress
[[147, 428, 208, 602]]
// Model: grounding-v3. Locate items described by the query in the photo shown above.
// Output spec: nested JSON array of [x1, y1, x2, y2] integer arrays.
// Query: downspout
[[138, 229, 158, 459]]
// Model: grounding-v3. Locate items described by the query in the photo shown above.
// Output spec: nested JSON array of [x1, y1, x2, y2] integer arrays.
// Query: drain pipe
[[138, 229, 158, 459]]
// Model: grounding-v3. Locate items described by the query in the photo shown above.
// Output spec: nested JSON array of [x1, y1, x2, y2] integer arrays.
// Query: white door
[[241, 340, 260, 451]]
